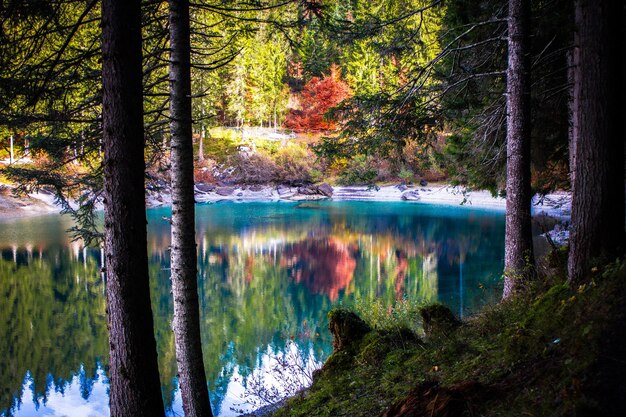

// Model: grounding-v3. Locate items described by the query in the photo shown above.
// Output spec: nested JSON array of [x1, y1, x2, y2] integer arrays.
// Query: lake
[[0, 201, 505, 417]]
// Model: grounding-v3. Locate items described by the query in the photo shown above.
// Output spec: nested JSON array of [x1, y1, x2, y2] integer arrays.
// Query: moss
[[271, 258, 626, 417], [327, 308, 372, 352], [419, 303, 461, 338]]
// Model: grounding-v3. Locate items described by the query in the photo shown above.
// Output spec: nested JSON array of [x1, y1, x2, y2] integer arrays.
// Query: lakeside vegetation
[[272, 257, 626, 417]]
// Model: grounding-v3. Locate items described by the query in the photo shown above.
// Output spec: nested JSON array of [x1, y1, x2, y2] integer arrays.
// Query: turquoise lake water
[[0, 201, 505, 417]]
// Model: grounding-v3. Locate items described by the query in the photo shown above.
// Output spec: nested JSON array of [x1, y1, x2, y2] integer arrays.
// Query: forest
[[0, 0, 624, 417]]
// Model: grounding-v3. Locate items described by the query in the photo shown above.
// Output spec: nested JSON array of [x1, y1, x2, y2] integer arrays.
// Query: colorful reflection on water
[[0, 201, 505, 416]]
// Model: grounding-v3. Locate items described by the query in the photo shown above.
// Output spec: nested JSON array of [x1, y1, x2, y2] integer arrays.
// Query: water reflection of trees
[[0, 246, 106, 417], [283, 238, 357, 301], [0, 203, 505, 416]]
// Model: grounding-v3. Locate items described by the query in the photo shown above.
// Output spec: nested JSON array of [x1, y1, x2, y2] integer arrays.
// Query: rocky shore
[[0, 186, 60, 220], [1, 182, 572, 227], [148, 181, 571, 217]]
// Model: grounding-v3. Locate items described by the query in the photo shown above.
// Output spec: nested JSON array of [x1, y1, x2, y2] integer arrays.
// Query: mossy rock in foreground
[[419, 303, 461, 337], [328, 308, 372, 351]]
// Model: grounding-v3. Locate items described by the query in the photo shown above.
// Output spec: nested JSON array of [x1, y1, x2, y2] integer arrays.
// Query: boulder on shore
[[317, 183, 334, 197], [401, 190, 420, 201], [396, 183, 408, 192], [292, 183, 334, 200], [195, 183, 216, 193], [249, 184, 264, 192], [297, 185, 318, 195], [215, 186, 236, 196], [276, 185, 294, 196]]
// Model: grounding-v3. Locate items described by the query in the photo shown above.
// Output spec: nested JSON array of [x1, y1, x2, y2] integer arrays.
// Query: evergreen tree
[[567, 0, 624, 284], [168, 0, 214, 415], [101, 0, 165, 415], [502, 0, 534, 299]]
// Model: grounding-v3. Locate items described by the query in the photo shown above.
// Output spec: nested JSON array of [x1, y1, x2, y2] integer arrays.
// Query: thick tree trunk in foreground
[[568, 0, 624, 284], [101, 0, 165, 415], [169, 0, 214, 416], [503, 0, 535, 299]]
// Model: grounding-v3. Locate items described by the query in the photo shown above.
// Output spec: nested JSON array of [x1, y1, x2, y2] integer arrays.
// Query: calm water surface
[[0, 201, 505, 417]]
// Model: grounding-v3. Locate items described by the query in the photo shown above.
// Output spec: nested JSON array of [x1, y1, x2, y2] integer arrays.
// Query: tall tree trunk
[[9, 134, 14, 163], [566, 49, 577, 186], [168, 1, 214, 416], [503, 0, 535, 299], [101, 0, 165, 415], [199, 106, 205, 162], [568, 0, 624, 284]]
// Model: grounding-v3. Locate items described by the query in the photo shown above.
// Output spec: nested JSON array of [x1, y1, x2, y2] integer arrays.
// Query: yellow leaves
[[560, 295, 577, 306]]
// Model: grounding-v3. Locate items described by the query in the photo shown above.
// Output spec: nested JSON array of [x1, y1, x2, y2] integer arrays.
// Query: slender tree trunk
[[9, 134, 14, 163], [101, 0, 165, 415], [199, 106, 205, 162], [568, 0, 624, 284], [503, 0, 535, 299], [168, 1, 214, 416], [566, 49, 577, 186]]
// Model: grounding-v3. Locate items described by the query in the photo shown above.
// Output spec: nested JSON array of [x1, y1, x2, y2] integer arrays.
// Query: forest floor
[[267, 256, 626, 417]]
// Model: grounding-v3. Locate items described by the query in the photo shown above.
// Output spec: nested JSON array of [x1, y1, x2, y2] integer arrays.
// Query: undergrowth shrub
[[337, 155, 378, 185], [353, 297, 423, 334], [273, 143, 315, 185], [309, 168, 324, 183], [398, 167, 414, 183], [200, 129, 239, 162], [225, 153, 278, 184]]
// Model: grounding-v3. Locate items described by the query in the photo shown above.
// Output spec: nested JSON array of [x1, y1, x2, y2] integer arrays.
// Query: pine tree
[[568, 0, 624, 284], [168, 0, 214, 415], [101, 0, 166, 415], [502, 0, 534, 299]]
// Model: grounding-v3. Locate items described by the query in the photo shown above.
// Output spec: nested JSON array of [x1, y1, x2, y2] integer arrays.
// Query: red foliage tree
[[285, 64, 352, 132]]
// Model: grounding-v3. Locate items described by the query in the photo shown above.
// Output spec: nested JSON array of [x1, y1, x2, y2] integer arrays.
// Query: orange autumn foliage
[[285, 64, 352, 132]]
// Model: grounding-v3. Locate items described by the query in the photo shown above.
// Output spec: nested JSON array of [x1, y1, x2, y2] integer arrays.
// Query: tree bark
[[566, 49, 577, 186], [503, 0, 535, 299], [101, 0, 165, 415], [168, 1, 214, 416], [568, 0, 624, 284], [199, 108, 205, 162]]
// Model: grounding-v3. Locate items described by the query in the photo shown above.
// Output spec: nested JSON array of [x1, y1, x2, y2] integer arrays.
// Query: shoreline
[[0, 187, 61, 221], [0, 182, 572, 221], [164, 182, 571, 219]]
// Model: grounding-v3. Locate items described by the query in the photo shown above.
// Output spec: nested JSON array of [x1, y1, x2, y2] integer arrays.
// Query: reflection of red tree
[[283, 238, 356, 301], [245, 255, 254, 283], [394, 250, 409, 300]]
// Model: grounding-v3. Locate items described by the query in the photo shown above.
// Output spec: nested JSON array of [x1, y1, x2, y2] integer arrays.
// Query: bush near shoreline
[[191, 128, 446, 188]]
